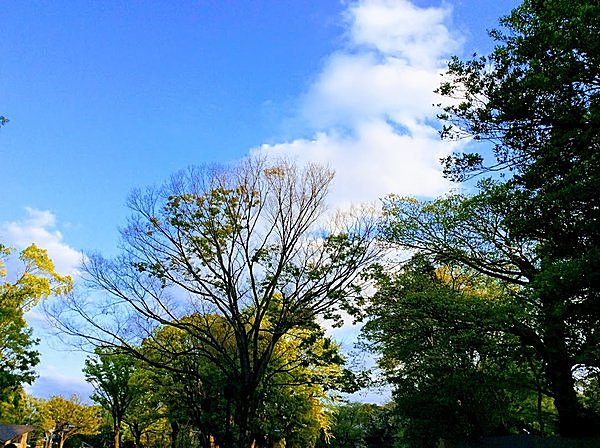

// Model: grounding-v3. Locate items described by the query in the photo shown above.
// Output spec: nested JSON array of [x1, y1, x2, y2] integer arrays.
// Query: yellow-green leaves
[[37, 395, 101, 448], [0, 244, 11, 278], [1, 243, 73, 311], [1, 242, 74, 395]]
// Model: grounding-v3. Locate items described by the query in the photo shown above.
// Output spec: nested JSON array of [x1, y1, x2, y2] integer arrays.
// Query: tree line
[[2, 0, 599, 446]]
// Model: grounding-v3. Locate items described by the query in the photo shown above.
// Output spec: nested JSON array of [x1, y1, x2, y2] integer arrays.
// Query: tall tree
[[84, 346, 142, 448], [52, 157, 378, 448], [418, 0, 600, 437], [0, 243, 72, 401], [380, 183, 598, 436], [386, 185, 598, 435]]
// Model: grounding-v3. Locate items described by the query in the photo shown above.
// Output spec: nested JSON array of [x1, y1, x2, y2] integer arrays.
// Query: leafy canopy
[[0, 243, 73, 395]]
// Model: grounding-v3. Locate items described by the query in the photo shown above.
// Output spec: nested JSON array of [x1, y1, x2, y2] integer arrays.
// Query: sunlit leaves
[[0, 243, 73, 395], [37, 395, 102, 448]]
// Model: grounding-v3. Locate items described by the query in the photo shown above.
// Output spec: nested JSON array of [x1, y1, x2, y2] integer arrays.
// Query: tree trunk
[[234, 381, 259, 448], [43, 433, 52, 448], [235, 398, 251, 448], [546, 349, 585, 436], [133, 424, 142, 448], [542, 302, 586, 437], [170, 421, 179, 448], [114, 423, 121, 448]]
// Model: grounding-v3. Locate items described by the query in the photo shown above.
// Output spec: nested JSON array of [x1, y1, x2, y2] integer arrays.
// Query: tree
[[0, 243, 72, 401], [0, 388, 39, 425], [380, 184, 598, 437], [247, 322, 349, 448], [416, 0, 600, 437], [121, 373, 166, 448], [319, 402, 397, 448], [52, 157, 378, 448], [361, 255, 558, 445], [141, 313, 353, 448], [38, 395, 101, 448], [84, 346, 143, 448]]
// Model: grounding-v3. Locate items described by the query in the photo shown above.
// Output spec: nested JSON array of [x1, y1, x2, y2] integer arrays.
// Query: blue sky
[[1, 0, 518, 400]]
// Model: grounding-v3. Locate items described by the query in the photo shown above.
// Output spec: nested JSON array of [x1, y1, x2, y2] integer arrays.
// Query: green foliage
[[37, 395, 102, 448], [424, 0, 600, 437], [0, 388, 39, 425], [378, 183, 600, 436], [438, 0, 599, 184], [580, 374, 600, 417], [253, 325, 349, 447], [0, 243, 73, 405], [140, 313, 351, 448], [319, 402, 397, 448], [84, 346, 144, 448], [121, 378, 168, 448], [361, 256, 556, 446]]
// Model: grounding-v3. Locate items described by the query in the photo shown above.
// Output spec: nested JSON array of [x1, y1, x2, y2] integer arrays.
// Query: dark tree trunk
[[133, 425, 142, 448], [234, 380, 259, 448], [547, 354, 583, 436], [542, 300, 587, 437], [170, 421, 179, 448]]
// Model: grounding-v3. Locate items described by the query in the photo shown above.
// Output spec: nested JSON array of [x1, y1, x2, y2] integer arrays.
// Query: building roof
[[0, 425, 36, 443]]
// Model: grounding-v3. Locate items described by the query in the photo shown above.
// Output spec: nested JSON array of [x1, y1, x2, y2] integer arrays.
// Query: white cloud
[[301, 53, 447, 128], [255, 120, 456, 206], [347, 0, 460, 67], [254, 0, 464, 204], [1, 207, 83, 276], [1, 211, 88, 399]]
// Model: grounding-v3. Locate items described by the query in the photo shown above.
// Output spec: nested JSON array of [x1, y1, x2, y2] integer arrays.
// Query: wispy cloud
[[254, 0, 464, 205], [26, 363, 92, 400]]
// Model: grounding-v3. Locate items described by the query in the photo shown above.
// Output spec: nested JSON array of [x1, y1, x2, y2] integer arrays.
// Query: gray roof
[[0, 425, 36, 443]]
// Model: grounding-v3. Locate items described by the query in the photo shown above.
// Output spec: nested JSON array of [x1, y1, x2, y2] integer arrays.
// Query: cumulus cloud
[[347, 0, 460, 66], [254, 0, 464, 205], [0, 209, 89, 398], [1, 207, 83, 276]]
